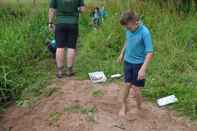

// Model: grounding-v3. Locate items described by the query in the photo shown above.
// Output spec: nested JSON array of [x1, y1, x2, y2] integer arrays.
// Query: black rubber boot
[[66, 66, 75, 77], [56, 67, 64, 79]]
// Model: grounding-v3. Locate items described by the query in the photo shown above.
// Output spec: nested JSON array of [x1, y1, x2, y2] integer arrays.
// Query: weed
[[64, 104, 97, 114], [92, 90, 104, 97], [48, 112, 62, 126], [64, 104, 97, 122]]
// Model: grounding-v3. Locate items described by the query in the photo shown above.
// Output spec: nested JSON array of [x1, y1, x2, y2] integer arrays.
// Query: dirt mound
[[0, 80, 197, 131]]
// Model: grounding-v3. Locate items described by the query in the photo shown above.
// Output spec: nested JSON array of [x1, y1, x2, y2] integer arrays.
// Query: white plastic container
[[111, 74, 122, 78], [88, 71, 107, 83], [157, 95, 178, 107]]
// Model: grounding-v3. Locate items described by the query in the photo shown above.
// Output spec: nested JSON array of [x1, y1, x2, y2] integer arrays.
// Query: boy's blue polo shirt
[[124, 24, 154, 64]]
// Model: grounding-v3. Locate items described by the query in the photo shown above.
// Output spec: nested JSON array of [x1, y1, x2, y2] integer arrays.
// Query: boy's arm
[[138, 30, 154, 80], [141, 53, 154, 71], [118, 41, 127, 63], [138, 53, 154, 80]]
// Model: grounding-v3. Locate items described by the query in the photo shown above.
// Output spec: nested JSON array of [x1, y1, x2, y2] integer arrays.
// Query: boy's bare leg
[[119, 83, 131, 117], [132, 85, 143, 110]]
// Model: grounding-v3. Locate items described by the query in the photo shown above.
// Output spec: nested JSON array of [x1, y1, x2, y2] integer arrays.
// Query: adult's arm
[[79, 0, 85, 13], [48, 8, 56, 24], [48, 0, 57, 32], [48, 0, 57, 24]]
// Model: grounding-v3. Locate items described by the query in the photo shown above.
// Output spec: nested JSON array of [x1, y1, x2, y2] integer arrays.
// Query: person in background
[[100, 6, 108, 22], [90, 7, 101, 27], [118, 10, 154, 116], [48, 0, 85, 78]]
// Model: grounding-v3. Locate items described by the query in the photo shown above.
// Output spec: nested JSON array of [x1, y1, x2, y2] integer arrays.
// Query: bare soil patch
[[0, 79, 197, 131]]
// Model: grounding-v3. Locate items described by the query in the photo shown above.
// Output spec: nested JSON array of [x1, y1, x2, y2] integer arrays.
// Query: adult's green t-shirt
[[49, 0, 84, 24]]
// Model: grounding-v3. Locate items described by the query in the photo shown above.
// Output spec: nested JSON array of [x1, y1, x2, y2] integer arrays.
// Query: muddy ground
[[0, 79, 197, 131]]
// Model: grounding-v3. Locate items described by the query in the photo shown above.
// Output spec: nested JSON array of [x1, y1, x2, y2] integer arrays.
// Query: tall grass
[[0, 3, 54, 107]]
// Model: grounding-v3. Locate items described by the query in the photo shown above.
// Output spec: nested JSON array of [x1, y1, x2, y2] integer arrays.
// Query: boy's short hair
[[120, 10, 139, 25]]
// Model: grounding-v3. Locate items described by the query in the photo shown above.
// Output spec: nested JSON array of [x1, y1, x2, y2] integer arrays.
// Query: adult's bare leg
[[56, 48, 65, 78], [66, 48, 76, 76]]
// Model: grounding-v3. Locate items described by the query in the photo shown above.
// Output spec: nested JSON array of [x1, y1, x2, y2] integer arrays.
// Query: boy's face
[[125, 20, 138, 31]]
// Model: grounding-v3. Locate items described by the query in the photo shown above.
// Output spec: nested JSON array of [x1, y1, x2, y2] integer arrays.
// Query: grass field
[[0, 0, 46, 4], [1, 0, 197, 120]]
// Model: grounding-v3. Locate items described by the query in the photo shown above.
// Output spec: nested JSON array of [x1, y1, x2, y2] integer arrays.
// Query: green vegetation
[[48, 112, 62, 126], [92, 90, 105, 97], [1, 0, 197, 121], [0, 0, 46, 4], [64, 104, 97, 122], [0, 2, 54, 107], [64, 104, 97, 114]]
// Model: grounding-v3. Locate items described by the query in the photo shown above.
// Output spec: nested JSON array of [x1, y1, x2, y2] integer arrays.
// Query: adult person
[[48, 0, 85, 78]]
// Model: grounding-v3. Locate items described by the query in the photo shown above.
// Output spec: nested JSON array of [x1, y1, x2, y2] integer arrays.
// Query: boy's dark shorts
[[55, 23, 78, 49], [124, 61, 145, 87]]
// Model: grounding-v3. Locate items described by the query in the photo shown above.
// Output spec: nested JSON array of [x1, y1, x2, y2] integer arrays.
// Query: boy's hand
[[138, 67, 146, 80], [117, 54, 124, 64]]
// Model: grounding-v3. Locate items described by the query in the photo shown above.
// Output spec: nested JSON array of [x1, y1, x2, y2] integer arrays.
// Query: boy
[[118, 10, 154, 116]]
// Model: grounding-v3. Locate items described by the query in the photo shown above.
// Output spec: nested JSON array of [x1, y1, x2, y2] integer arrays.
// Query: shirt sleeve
[[79, 0, 85, 6], [49, 0, 57, 9], [143, 31, 154, 53]]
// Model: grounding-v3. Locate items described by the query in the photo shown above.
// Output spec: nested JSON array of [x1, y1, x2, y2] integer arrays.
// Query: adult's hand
[[79, 6, 85, 13], [48, 23, 55, 32]]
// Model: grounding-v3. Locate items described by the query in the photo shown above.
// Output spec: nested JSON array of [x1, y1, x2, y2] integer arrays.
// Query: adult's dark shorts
[[55, 23, 78, 49], [124, 61, 145, 87]]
